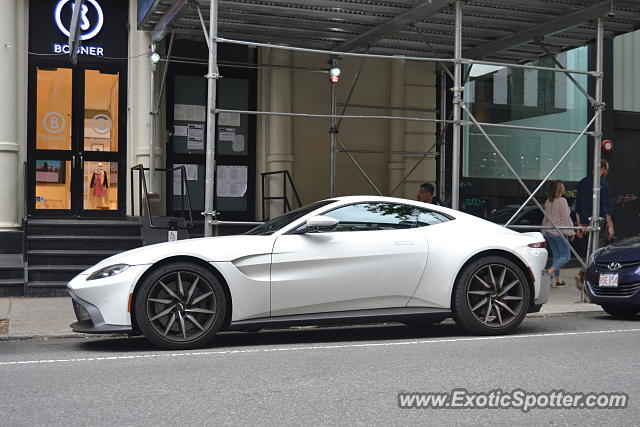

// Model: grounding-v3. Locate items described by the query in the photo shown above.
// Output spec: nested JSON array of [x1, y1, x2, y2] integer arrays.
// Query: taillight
[[528, 242, 546, 248]]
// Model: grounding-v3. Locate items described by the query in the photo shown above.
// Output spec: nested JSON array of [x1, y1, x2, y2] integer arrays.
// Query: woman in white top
[[541, 180, 575, 287]]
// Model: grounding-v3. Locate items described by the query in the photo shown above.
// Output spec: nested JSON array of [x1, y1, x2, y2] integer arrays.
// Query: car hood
[[594, 235, 640, 263], [83, 235, 275, 274]]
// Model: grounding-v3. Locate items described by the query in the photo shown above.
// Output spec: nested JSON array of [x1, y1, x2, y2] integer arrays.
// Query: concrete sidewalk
[[0, 268, 601, 340]]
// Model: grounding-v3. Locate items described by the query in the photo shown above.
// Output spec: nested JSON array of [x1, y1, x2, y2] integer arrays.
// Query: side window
[[416, 209, 452, 227], [324, 202, 421, 232]]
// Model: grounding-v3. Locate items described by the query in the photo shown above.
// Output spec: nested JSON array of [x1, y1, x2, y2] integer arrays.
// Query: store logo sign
[[52, 0, 105, 56], [43, 112, 66, 134], [54, 0, 104, 40]]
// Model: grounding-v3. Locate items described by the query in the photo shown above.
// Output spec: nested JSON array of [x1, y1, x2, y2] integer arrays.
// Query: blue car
[[585, 235, 640, 317]]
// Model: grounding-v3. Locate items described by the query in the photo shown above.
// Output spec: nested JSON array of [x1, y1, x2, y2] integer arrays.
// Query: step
[[0, 266, 25, 280], [28, 265, 91, 282], [0, 279, 24, 297], [27, 249, 122, 266], [27, 219, 141, 237], [0, 254, 24, 268], [25, 281, 69, 298], [27, 235, 143, 251]]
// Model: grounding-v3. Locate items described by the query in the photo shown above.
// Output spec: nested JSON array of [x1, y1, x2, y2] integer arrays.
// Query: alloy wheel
[[146, 270, 217, 342], [465, 263, 525, 328]]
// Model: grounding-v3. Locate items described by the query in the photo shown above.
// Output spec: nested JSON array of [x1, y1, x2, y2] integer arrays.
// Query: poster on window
[[216, 165, 247, 198]]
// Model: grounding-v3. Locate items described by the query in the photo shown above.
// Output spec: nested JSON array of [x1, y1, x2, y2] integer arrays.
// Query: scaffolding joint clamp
[[205, 72, 222, 79], [329, 127, 339, 135], [592, 101, 606, 111]]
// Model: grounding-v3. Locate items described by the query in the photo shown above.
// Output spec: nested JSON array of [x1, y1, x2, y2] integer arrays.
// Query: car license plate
[[599, 273, 619, 288]]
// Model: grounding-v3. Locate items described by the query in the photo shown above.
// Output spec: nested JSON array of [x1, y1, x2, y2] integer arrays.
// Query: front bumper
[[69, 290, 133, 334], [585, 281, 640, 306]]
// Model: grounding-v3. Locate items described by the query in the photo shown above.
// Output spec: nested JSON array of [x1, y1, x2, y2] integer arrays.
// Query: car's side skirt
[[226, 307, 452, 330]]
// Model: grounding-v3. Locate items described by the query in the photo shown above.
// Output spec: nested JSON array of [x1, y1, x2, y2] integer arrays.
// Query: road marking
[[1, 327, 639, 367]]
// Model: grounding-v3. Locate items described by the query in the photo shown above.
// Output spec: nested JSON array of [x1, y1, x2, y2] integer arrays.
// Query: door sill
[[226, 307, 451, 330]]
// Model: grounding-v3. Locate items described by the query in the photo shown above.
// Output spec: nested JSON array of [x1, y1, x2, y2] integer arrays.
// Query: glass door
[[32, 67, 74, 212], [79, 68, 123, 215], [29, 64, 126, 217]]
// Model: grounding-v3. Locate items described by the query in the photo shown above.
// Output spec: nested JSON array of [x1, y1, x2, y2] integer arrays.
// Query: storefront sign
[[29, 0, 128, 61]]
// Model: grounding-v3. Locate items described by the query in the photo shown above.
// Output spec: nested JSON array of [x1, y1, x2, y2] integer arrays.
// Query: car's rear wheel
[[600, 303, 639, 318], [452, 256, 530, 335], [134, 262, 226, 350]]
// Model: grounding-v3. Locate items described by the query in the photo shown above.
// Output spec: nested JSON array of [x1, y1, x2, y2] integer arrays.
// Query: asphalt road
[[1, 313, 639, 426]]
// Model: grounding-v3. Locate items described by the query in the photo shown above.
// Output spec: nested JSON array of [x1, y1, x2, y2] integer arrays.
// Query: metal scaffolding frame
[[143, 1, 620, 269]]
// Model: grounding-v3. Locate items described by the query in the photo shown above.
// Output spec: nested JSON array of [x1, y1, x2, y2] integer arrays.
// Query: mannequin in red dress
[[90, 163, 109, 209]]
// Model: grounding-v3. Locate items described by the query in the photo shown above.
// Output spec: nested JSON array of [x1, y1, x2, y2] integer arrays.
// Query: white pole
[[149, 43, 157, 194], [588, 17, 605, 260], [451, 0, 462, 210], [204, 0, 219, 237]]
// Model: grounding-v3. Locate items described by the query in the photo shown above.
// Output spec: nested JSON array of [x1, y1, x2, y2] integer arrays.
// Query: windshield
[[244, 200, 336, 235]]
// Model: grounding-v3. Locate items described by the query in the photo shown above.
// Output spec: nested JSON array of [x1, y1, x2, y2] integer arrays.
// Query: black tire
[[134, 262, 227, 350], [600, 304, 639, 318], [452, 256, 531, 335]]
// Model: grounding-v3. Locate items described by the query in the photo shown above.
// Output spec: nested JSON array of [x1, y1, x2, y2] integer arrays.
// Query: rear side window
[[322, 202, 452, 232]]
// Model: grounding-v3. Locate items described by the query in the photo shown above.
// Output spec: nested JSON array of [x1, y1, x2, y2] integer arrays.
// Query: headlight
[[87, 264, 130, 281]]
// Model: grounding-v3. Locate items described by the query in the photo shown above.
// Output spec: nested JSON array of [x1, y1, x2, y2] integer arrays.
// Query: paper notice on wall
[[217, 165, 248, 198], [173, 164, 198, 194], [187, 124, 204, 150], [232, 134, 245, 152], [187, 105, 206, 122], [218, 111, 241, 127], [174, 104, 187, 121], [218, 127, 235, 142], [174, 125, 188, 136]]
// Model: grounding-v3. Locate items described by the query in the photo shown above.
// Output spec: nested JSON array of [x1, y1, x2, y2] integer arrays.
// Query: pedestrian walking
[[542, 180, 575, 287], [574, 159, 615, 290]]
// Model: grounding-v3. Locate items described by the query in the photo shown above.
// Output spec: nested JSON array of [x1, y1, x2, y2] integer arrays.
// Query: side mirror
[[305, 215, 339, 232]]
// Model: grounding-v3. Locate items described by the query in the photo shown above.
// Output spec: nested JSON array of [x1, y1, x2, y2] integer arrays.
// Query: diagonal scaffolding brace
[[461, 101, 588, 269]]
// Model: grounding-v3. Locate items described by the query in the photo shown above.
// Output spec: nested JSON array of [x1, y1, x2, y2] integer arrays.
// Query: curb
[[0, 311, 609, 341], [528, 310, 604, 318], [0, 332, 126, 342]]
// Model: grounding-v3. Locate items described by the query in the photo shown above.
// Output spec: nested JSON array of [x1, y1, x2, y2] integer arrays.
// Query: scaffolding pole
[[451, 0, 463, 210], [588, 17, 605, 262], [203, 0, 219, 237], [149, 42, 157, 193], [330, 57, 338, 197]]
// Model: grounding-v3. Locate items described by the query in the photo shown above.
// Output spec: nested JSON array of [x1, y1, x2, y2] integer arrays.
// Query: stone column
[[388, 58, 406, 198], [127, 0, 154, 215], [0, 0, 19, 229], [266, 48, 294, 219]]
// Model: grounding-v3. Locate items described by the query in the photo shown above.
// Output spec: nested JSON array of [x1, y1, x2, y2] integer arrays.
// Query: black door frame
[[165, 48, 257, 222], [27, 59, 127, 218]]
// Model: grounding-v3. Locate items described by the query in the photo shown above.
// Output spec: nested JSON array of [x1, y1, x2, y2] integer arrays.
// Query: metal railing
[[261, 170, 302, 220], [130, 164, 194, 229]]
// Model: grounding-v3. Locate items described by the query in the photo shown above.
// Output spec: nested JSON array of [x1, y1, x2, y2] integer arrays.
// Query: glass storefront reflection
[[84, 70, 119, 152], [84, 161, 118, 210], [36, 68, 72, 150], [35, 160, 71, 210]]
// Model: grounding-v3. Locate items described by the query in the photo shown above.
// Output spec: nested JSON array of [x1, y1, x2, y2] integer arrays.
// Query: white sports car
[[68, 196, 550, 349]]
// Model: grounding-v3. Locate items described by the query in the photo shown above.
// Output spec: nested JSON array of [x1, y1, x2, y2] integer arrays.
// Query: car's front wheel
[[452, 256, 531, 335], [600, 303, 639, 318], [134, 262, 227, 350]]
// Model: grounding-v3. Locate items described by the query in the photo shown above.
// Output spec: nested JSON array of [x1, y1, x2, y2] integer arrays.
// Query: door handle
[[79, 153, 83, 170], [72, 155, 75, 169], [394, 241, 414, 245]]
